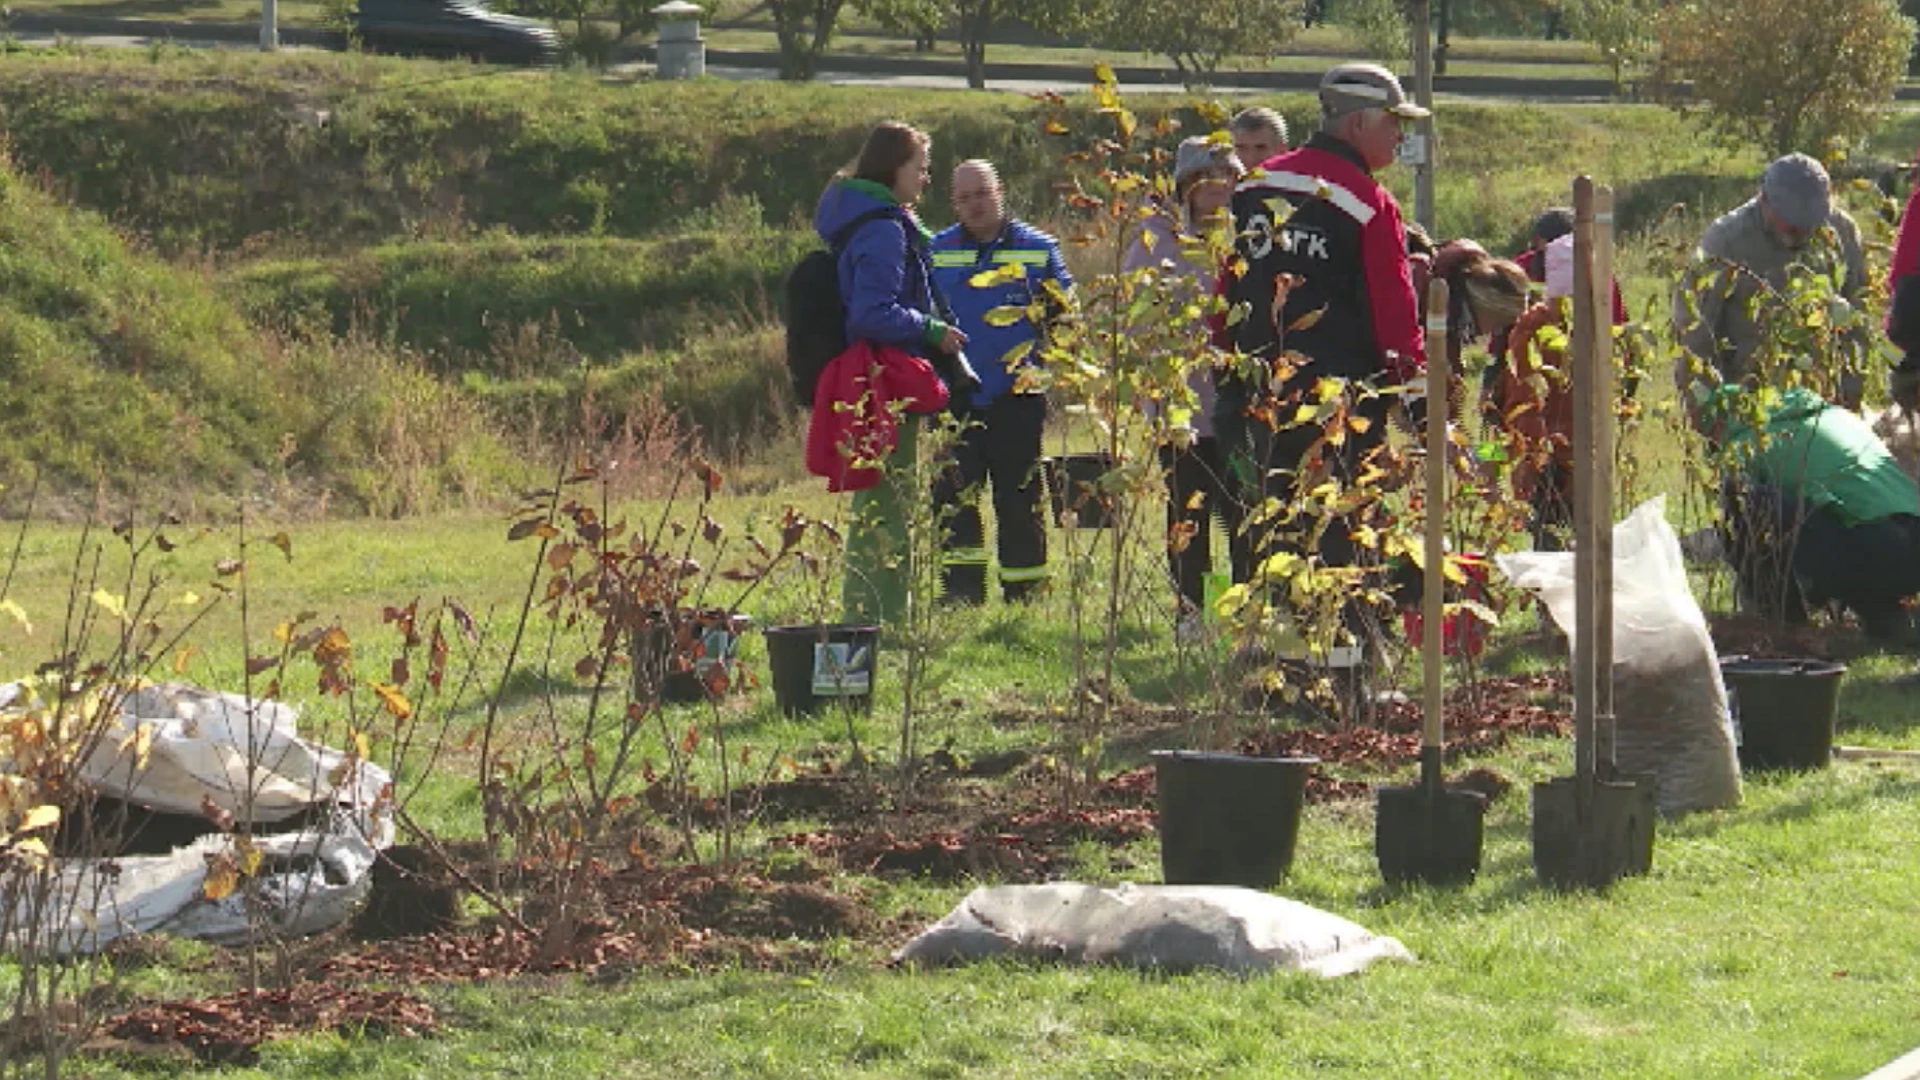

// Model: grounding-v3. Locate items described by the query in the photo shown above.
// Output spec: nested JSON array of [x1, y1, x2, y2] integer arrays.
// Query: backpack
[[784, 206, 898, 408]]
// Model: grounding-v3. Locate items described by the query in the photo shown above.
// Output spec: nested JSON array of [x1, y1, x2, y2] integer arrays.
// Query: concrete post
[[652, 1, 705, 79], [260, 0, 278, 50]]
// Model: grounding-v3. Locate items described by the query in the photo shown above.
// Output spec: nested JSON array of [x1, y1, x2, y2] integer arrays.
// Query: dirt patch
[[1239, 674, 1571, 769], [1710, 614, 1870, 661], [776, 805, 1158, 884], [102, 986, 435, 1067], [317, 861, 878, 986]]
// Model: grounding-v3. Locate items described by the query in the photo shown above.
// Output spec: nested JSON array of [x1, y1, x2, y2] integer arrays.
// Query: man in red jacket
[[1216, 63, 1426, 675]]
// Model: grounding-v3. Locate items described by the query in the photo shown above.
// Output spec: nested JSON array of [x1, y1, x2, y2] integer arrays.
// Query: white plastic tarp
[[3, 681, 392, 954], [893, 882, 1414, 977]]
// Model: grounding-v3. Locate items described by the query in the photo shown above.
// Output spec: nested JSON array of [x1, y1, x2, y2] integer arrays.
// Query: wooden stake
[[1570, 177, 1597, 804], [1592, 184, 1617, 774]]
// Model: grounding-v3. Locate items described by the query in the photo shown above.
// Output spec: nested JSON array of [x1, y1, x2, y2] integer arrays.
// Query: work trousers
[[1724, 481, 1920, 638], [1159, 437, 1250, 610], [933, 394, 1049, 604]]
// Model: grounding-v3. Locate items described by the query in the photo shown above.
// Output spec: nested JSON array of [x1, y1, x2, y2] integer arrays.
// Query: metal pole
[[1592, 184, 1617, 773], [1410, 0, 1435, 233], [1570, 176, 1597, 805], [261, 0, 278, 50]]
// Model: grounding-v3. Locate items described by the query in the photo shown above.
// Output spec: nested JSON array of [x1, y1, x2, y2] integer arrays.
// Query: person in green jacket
[[1703, 385, 1920, 639]]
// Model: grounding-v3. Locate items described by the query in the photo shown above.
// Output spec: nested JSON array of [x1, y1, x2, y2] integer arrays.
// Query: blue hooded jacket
[[813, 178, 953, 356]]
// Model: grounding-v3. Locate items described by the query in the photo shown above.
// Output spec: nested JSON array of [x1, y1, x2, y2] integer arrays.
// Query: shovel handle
[[1422, 279, 1450, 769]]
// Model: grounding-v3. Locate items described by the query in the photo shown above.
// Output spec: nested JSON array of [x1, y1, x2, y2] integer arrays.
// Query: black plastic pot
[[632, 610, 750, 704], [1151, 750, 1316, 888], [763, 623, 880, 716], [1044, 452, 1116, 529], [1720, 656, 1847, 771]]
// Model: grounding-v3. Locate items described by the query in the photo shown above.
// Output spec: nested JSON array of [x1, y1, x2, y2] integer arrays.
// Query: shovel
[[1530, 177, 1655, 890], [1375, 278, 1488, 885]]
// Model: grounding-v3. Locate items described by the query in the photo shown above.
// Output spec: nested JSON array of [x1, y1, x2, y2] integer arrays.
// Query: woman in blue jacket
[[813, 121, 971, 625]]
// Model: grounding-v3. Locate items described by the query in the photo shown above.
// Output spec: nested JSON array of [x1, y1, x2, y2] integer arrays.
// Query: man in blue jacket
[[928, 159, 1073, 604]]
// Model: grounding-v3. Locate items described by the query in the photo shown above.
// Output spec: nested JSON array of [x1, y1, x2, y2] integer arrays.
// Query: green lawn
[[1, 461, 1918, 1077]]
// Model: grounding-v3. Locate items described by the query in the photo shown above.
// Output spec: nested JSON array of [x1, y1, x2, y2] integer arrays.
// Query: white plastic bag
[[1496, 497, 1741, 814], [893, 882, 1413, 977]]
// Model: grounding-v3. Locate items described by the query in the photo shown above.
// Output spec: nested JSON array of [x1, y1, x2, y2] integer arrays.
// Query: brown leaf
[[574, 655, 599, 680], [390, 657, 410, 688], [200, 795, 236, 833], [696, 461, 723, 497], [269, 532, 293, 561], [214, 557, 245, 577], [507, 518, 543, 542], [245, 655, 280, 675], [546, 543, 576, 571], [449, 602, 477, 644], [428, 627, 448, 691]]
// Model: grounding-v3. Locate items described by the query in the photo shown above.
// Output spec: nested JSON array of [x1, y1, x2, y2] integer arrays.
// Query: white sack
[[1, 681, 393, 954], [1496, 496, 1741, 814], [893, 882, 1413, 977], [12, 830, 377, 954]]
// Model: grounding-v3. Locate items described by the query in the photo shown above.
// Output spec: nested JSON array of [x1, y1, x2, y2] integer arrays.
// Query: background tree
[[1334, 0, 1410, 63], [768, 0, 846, 79], [1563, 0, 1659, 93], [1084, 0, 1306, 85], [858, 0, 1082, 88], [1653, 0, 1915, 156]]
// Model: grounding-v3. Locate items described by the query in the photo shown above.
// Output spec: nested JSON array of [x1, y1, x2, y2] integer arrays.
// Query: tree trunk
[[959, 0, 991, 89]]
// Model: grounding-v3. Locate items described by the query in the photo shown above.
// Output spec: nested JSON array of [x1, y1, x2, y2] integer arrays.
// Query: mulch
[[87, 673, 1575, 1066], [103, 985, 436, 1066]]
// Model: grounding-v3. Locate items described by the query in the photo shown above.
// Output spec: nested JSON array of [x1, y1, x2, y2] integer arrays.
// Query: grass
[[2, 480, 1919, 1077]]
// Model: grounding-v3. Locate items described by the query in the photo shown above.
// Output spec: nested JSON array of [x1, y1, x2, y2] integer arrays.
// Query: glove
[[942, 348, 982, 401]]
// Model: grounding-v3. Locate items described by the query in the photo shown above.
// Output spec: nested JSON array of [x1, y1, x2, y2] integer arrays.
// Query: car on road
[[350, 0, 560, 65]]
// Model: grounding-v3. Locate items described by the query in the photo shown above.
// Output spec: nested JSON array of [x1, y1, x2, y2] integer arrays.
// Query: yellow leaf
[[202, 857, 238, 901], [1287, 306, 1327, 333], [236, 839, 263, 877], [981, 305, 1029, 328], [90, 588, 129, 625], [11, 837, 48, 862], [351, 726, 373, 760], [173, 645, 200, 674], [274, 621, 294, 644], [969, 263, 1025, 288], [369, 680, 412, 721], [0, 599, 31, 636], [17, 804, 59, 833], [173, 590, 202, 608]]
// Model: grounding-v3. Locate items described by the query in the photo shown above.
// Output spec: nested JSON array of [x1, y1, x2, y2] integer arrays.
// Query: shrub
[[1654, 0, 1916, 156]]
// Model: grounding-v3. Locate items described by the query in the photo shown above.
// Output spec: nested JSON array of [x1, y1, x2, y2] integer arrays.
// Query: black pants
[[1724, 482, 1920, 637], [1159, 437, 1249, 610], [1217, 383, 1391, 634], [933, 395, 1048, 603]]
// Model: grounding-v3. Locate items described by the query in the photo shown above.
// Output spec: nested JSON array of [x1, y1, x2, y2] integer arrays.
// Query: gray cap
[[1759, 153, 1831, 230], [1319, 63, 1430, 120], [1173, 137, 1243, 189]]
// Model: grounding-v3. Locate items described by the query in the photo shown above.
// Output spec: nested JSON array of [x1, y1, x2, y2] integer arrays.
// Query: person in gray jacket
[[1672, 153, 1866, 408], [1674, 151, 1866, 403]]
